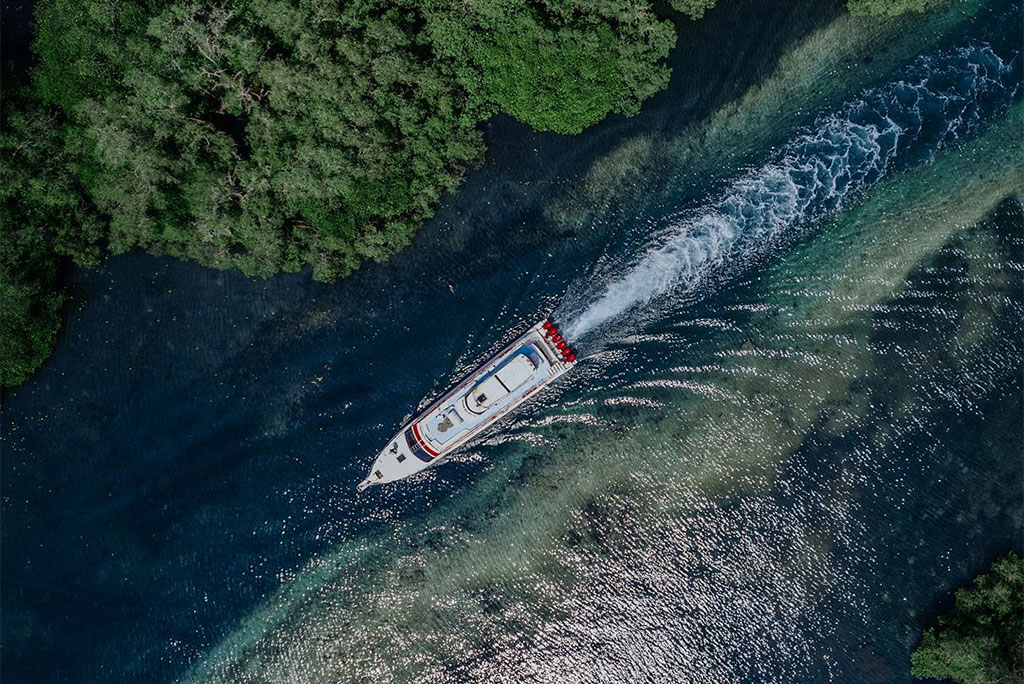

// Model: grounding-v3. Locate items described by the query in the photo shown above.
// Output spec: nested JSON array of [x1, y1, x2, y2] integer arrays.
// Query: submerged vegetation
[[846, 0, 952, 16], [911, 553, 1024, 684], [672, 0, 953, 18]]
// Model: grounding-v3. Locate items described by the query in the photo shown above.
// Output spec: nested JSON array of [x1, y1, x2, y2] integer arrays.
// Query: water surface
[[1, 1, 1021, 682]]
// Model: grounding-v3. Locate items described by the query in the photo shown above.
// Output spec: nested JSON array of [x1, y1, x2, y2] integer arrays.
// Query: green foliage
[[32, 0, 159, 111], [473, 19, 624, 134], [0, 0, 971, 387], [911, 553, 1024, 684], [847, 0, 951, 16], [0, 87, 104, 387], [0, 0, 683, 385], [462, 2, 675, 134], [27, 0, 676, 283], [670, 0, 721, 20]]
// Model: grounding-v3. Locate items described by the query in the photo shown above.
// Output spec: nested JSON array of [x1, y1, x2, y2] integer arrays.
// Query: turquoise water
[[2, 1, 1022, 682]]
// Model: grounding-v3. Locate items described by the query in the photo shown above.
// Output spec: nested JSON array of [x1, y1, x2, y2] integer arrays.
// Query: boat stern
[[536, 318, 577, 368]]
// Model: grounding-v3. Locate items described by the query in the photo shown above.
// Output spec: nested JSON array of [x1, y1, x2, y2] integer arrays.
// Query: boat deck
[[419, 344, 549, 448]]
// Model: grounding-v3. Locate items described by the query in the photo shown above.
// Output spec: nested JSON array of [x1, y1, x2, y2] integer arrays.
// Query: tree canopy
[[911, 553, 1024, 684], [1, 0, 677, 386], [1, 0, 959, 387], [0, 88, 104, 386], [26, 0, 676, 282], [669, 0, 721, 20]]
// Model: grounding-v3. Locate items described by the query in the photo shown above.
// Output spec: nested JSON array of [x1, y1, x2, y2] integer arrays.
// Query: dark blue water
[[2, 1, 1021, 682]]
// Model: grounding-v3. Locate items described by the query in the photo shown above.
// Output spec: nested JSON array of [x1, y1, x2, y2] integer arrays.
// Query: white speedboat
[[357, 319, 576, 491]]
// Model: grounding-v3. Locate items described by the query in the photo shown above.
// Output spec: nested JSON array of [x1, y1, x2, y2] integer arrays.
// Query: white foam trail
[[563, 44, 1016, 340]]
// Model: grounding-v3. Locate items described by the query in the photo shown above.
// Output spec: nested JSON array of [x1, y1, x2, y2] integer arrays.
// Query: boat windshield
[[404, 428, 433, 462]]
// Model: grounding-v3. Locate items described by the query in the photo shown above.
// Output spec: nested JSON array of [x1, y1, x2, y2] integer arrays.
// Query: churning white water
[[561, 44, 1017, 340]]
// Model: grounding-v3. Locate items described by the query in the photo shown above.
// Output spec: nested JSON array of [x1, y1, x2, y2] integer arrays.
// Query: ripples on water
[[561, 44, 1018, 340], [188, 190, 1023, 684]]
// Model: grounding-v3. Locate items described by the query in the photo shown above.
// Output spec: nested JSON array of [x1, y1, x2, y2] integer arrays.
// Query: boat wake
[[558, 43, 1018, 341]]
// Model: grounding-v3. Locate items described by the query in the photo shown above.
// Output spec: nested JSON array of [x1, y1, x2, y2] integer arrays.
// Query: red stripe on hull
[[411, 422, 440, 457]]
